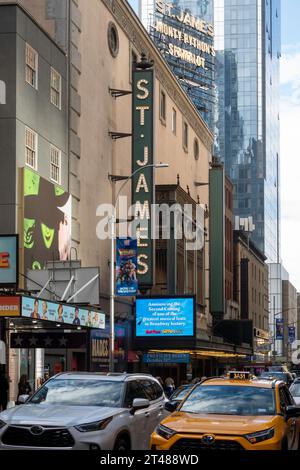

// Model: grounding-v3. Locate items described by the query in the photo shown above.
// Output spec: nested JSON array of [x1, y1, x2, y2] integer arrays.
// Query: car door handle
[[145, 412, 150, 417]]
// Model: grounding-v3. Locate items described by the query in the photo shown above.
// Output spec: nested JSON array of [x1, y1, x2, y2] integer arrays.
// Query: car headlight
[[155, 423, 176, 440], [245, 428, 275, 444], [75, 417, 113, 433], [0, 420, 6, 429]]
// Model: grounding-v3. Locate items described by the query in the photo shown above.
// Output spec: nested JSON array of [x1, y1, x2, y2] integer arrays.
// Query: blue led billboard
[[136, 296, 195, 337]]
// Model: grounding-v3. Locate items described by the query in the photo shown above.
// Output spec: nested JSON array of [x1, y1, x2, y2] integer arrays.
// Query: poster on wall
[[0, 235, 18, 287], [21, 296, 105, 329], [136, 296, 195, 338], [24, 168, 72, 271], [116, 238, 138, 296]]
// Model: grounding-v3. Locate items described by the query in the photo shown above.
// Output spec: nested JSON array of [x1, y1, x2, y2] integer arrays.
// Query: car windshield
[[171, 386, 192, 401], [260, 372, 287, 381], [180, 385, 276, 416], [290, 384, 300, 396], [29, 379, 124, 407]]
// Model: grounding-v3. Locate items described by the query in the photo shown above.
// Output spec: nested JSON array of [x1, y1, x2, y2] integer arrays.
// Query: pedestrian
[[17, 374, 32, 404], [0, 370, 9, 411], [165, 377, 175, 398]]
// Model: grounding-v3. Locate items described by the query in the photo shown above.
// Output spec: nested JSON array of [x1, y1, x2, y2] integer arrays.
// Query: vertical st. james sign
[[132, 68, 154, 290]]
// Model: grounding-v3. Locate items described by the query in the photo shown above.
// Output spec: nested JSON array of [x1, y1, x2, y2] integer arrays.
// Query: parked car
[[260, 371, 294, 387], [290, 381, 300, 405], [0, 372, 167, 450]]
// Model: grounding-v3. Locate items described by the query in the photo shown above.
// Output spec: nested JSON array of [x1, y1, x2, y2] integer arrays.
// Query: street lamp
[[109, 162, 169, 372]]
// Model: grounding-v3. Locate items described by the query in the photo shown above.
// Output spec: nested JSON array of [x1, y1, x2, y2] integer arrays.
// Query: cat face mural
[[24, 169, 72, 271]]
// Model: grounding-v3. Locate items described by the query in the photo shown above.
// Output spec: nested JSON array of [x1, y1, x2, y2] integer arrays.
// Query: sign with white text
[[136, 296, 195, 337], [132, 68, 154, 289]]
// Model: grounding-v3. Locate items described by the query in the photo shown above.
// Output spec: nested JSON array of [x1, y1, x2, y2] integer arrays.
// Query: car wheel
[[114, 436, 130, 451]]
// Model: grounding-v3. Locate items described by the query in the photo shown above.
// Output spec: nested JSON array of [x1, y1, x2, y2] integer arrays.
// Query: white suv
[[0, 372, 167, 450]]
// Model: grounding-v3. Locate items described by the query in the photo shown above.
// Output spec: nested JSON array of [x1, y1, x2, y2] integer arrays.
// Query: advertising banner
[[0, 296, 20, 317], [136, 296, 195, 337], [24, 168, 72, 271], [275, 318, 284, 340], [288, 326, 296, 344], [132, 68, 154, 289], [116, 238, 138, 296], [21, 296, 105, 329], [0, 235, 18, 286]]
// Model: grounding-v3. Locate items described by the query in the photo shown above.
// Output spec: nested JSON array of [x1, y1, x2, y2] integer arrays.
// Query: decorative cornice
[[101, 0, 213, 152]]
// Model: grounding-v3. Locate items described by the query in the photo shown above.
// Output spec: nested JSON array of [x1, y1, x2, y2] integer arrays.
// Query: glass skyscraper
[[214, 0, 281, 263]]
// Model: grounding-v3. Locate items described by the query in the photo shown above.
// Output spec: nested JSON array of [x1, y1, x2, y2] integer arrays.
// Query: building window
[[50, 68, 61, 109], [160, 89, 166, 124], [25, 44, 38, 89], [25, 127, 37, 170], [183, 121, 188, 152], [194, 138, 200, 160], [107, 22, 119, 58], [50, 145, 61, 184], [172, 108, 177, 135]]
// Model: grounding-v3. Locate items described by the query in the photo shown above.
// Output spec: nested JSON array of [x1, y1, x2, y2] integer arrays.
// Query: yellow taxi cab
[[150, 372, 300, 450]]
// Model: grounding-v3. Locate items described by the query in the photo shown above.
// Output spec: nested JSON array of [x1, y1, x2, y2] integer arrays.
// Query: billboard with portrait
[[0, 235, 18, 287], [24, 168, 72, 271], [21, 296, 105, 329], [136, 296, 195, 337]]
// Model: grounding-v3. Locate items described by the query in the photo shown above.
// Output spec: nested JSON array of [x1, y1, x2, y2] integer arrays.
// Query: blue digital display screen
[[136, 297, 194, 337]]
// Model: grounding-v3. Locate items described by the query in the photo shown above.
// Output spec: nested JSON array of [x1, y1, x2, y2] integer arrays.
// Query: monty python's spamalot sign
[[154, 0, 215, 70]]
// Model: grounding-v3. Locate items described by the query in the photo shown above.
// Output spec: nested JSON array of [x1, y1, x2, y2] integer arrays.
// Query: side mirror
[[286, 405, 300, 419], [131, 398, 150, 413], [18, 395, 30, 404], [165, 401, 178, 413]]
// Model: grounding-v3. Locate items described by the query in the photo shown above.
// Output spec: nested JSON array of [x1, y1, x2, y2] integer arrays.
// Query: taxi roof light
[[228, 371, 251, 381]]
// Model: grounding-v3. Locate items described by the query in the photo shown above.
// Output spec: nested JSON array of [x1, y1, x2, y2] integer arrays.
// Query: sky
[[280, 0, 300, 291]]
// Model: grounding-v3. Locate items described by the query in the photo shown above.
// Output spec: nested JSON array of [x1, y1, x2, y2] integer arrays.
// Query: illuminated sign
[[0, 235, 18, 287], [156, 1, 214, 37], [132, 68, 154, 289], [136, 296, 195, 337], [151, 1, 215, 123], [228, 372, 251, 381], [154, 0, 214, 70], [0, 296, 20, 317], [21, 296, 105, 330]]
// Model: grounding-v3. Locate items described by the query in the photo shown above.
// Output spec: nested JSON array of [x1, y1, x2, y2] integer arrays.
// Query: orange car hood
[[162, 412, 279, 435]]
